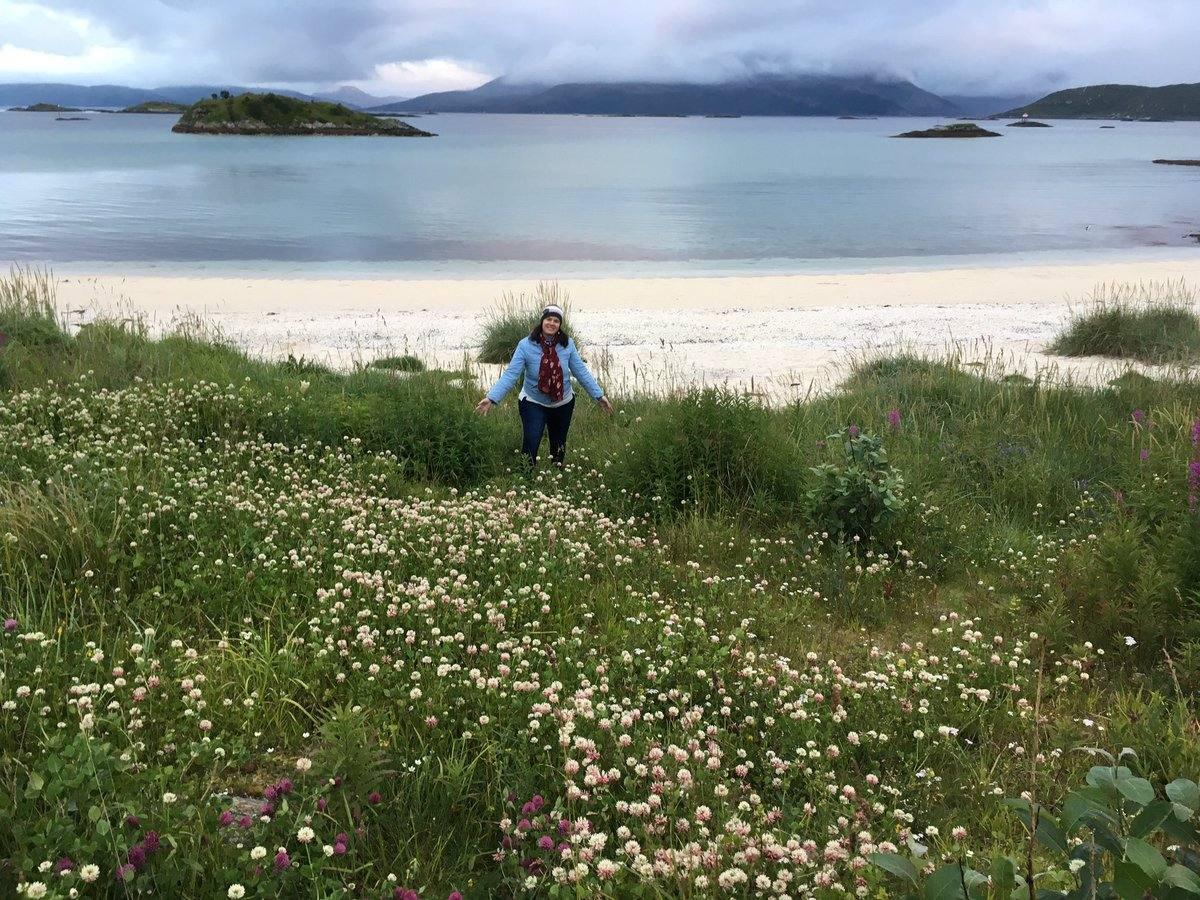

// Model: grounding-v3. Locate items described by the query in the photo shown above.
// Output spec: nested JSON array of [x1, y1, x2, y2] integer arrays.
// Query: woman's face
[[542, 316, 561, 336]]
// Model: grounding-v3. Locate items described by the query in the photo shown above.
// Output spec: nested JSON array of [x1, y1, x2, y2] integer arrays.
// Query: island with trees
[[171, 91, 435, 136], [118, 101, 189, 114], [893, 122, 1002, 138], [8, 102, 82, 112]]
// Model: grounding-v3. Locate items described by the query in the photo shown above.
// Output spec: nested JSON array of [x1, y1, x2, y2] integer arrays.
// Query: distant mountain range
[[372, 75, 966, 117], [23, 77, 1185, 120], [1002, 82, 1200, 120], [0, 82, 406, 109]]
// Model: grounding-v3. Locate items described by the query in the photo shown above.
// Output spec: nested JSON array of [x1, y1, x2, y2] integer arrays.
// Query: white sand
[[54, 256, 1200, 400]]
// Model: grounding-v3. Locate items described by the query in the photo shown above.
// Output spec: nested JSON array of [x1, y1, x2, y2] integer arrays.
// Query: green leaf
[[990, 855, 1017, 892], [1130, 800, 1173, 837], [1062, 789, 1116, 835], [962, 868, 989, 900], [924, 864, 968, 900], [1114, 860, 1152, 900], [1125, 836, 1168, 882], [871, 852, 919, 885], [1168, 780, 1200, 813], [1036, 814, 1069, 855], [26, 772, 44, 795], [1115, 773, 1156, 807], [87, 805, 102, 823], [95, 818, 110, 836], [1163, 864, 1200, 894]]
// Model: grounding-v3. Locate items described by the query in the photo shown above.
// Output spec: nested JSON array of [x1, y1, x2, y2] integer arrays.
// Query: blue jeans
[[519, 396, 575, 466]]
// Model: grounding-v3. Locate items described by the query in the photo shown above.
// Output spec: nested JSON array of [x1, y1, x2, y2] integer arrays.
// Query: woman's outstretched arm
[[476, 342, 525, 414]]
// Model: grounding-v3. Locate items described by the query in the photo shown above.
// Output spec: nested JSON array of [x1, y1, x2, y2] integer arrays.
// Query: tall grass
[[476, 281, 580, 364], [1050, 280, 1200, 362]]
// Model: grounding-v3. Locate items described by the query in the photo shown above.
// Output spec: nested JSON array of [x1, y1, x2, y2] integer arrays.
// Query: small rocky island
[[172, 92, 435, 136], [893, 122, 1002, 138], [1153, 159, 1200, 167], [9, 102, 82, 112], [1007, 119, 1052, 127], [119, 101, 189, 114]]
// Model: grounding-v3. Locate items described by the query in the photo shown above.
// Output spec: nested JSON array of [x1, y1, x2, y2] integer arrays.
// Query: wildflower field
[[2, 273, 1200, 898]]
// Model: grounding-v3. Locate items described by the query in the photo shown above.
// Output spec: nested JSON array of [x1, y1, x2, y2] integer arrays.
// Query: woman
[[475, 304, 613, 466]]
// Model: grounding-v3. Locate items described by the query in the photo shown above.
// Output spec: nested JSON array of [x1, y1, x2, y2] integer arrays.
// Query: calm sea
[[1, 110, 1198, 273]]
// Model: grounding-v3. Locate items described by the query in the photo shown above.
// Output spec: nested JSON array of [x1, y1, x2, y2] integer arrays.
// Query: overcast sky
[[2, 0, 1198, 98]]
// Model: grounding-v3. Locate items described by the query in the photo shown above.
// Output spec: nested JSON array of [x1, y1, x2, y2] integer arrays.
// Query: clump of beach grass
[[477, 281, 578, 364], [1050, 280, 1200, 363], [370, 353, 425, 372], [0, 265, 69, 350]]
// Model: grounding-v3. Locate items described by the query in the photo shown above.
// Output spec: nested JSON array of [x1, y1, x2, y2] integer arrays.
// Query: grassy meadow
[[2, 269, 1200, 898]]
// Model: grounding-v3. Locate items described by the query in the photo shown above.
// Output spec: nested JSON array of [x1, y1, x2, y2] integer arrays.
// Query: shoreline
[[52, 254, 1200, 399]]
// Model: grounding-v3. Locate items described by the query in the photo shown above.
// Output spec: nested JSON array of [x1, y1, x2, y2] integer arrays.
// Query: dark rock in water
[[55, 116, 90, 121], [1153, 159, 1200, 166], [1099, 125, 1116, 128], [893, 122, 1001, 138], [837, 115, 877, 120], [1006, 119, 1051, 127], [172, 92, 436, 136], [705, 114, 741, 118], [1188, 233, 1200, 243]]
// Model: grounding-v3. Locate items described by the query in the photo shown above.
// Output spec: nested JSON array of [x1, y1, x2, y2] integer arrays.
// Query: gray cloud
[[5, 0, 1200, 96]]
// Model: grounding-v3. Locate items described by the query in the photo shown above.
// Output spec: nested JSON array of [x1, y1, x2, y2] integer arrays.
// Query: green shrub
[[1051, 280, 1200, 362], [807, 427, 906, 540], [477, 282, 579, 364], [610, 389, 803, 518], [370, 354, 425, 372]]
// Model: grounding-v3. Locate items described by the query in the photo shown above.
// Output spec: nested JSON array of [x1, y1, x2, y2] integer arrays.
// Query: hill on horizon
[[0, 82, 401, 110], [373, 75, 960, 117], [1003, 82, 1200, 120]]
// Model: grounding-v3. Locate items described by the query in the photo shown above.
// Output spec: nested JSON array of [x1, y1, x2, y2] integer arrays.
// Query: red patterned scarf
[[537, 335, 565, 401]]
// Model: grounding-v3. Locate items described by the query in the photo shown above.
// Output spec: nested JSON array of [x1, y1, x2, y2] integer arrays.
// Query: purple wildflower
[[1188, 460, 1200, 511], [368, 791, 382, 805], [263, 785, 279, 802], [238, 815, 253, 828], [530, 794, 545, 811], [273, 849, 290, 872], [142, 831, 160, 853], [887, 408, 902, 429], [333, 841, 348, 856], [1140, 448, 1150, 461], [218, 810, 234, 827], [3, 618, 16, 632], [55, 857, 75, 873], [1192, 419, 1200, 446], [394, 890, 420, 900], [538, 835, 554, 850], [848, 424, 860, 439], [124, 815, 140, 828], [127, 844, 148, 871], [115, 864, 136, 882], [277, 778, 293, 794], [316, 797, 327, 812], [448, 893, 464, 900], [1132, 408, 1147, 427]]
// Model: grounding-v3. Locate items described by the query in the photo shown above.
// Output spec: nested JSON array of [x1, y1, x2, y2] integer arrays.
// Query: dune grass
[[2, 270, 1199, 897], [370, 353, 425, 372], [1050, 279, 1200, 363], [476, 281, 581, 364]]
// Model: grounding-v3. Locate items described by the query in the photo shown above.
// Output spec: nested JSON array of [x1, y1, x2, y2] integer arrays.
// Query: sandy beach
[[55, 255, 1200, 399]]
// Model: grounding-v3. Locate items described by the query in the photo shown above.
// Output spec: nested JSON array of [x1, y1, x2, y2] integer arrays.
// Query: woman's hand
[[598, 397, 614, 416], [474, 398, 495, 416]]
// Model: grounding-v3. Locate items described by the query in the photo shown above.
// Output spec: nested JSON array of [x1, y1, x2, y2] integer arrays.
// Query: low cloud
[[1, 0, 1198, 96]]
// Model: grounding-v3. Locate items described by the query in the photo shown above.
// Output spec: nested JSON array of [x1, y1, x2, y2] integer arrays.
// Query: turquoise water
[[1, 111, 1199, 269]]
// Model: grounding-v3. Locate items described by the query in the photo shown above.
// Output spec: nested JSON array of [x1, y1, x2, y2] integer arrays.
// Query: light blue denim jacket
[[485, 337, 604, 406]]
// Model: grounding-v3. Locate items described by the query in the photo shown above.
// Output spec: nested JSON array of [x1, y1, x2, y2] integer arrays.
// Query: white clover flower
[[24, 884, 48, 899], [227, 886, 246, 899], [294, 757, 312, 773], [250, 846, 267, 860], [297, 826, 315, 843], [162, 792, 178, 804], [79, 865, 100, 883]]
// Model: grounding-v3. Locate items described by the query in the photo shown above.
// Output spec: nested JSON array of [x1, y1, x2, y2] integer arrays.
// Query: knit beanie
[[541, 305, 565, 322]]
